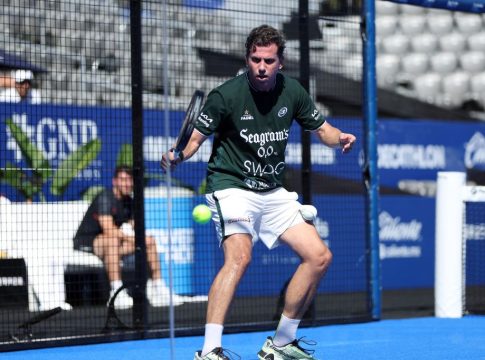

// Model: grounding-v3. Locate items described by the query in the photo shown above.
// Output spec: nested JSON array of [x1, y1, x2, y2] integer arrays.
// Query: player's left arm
[[315, 121, 356, 153]]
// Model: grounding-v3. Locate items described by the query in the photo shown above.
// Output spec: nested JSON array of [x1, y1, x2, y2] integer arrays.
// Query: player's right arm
[[161, 90, 224, 172], [161, 130, 207, 172]]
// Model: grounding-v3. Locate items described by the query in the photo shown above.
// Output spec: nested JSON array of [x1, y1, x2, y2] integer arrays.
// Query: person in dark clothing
[[74, 165, 184, 309]]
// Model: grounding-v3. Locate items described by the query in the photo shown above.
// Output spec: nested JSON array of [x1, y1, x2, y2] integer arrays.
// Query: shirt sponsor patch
[[241, 110, 254, 121], [277, 107, 288, 117], [198, 112, 213, 127], [311, 109, 320, 120], [226, 216, 251, 224]]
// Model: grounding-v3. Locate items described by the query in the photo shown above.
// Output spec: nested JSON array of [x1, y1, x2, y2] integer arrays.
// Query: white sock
[[110, 280, 123, 292], [273, 314, 301, 347], [201, 323, 224, 356]]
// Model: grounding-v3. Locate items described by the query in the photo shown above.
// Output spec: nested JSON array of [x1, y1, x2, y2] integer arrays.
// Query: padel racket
[[172, 89, 205, 160]]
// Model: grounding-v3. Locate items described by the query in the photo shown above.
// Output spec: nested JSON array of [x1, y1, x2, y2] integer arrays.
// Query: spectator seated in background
[[0, 69, 41, 104], [73, 165, 185, 309]]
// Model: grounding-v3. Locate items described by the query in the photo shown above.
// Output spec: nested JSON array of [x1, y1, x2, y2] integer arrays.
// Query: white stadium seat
[[399, 15, 426, 36], [400, 4, 425, 15], [376, 15, 398, 37], [414, 73, 442, 102], [460, 52, 485, 73], [325, 35, 353, 53], [471, 72, 485, 94], [467, 32, 485, 52], [430, 52, 458, 74], [342, 55, 363, 81], [401, 53, 429, 75], [376, 54, 400, 86], [411, 33, 438, 53], [382, 33, 409, 55], [376, 1, 399, 15], [455, 13, 483, 35], [442, 72, 470, 104], [427, 13, 453, 35], [439, 32, 466, 53]]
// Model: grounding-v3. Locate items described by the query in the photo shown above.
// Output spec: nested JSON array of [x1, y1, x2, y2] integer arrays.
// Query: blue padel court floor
[[3, 316, 485, 359]]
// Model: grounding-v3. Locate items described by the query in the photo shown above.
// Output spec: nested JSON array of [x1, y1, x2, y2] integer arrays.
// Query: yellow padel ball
[[192, 204, 212, 224]]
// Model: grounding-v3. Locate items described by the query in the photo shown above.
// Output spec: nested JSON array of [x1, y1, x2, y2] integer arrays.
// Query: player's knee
[[103, 235, 122, 249], [228, 251, 252, 272], [312, 246, 332, 275]]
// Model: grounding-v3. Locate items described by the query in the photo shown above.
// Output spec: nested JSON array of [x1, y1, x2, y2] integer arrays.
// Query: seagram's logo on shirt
[[240, 110, 254, 121]]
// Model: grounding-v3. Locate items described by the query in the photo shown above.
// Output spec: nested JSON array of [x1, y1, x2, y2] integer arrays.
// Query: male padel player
[[162, 25, 356, 360]]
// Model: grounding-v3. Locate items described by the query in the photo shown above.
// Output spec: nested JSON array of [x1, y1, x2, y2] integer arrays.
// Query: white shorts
[[205, 187, 305, 249]]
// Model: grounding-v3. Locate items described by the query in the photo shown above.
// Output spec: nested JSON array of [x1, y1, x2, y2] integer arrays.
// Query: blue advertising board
[[2, 103, 485, 291], [378, 119, 485, 289], [378, 119, 485, 190]]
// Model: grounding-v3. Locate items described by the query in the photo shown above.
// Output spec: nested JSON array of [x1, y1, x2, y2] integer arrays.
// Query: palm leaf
[[81, 185, 105, 202], [50, 138, 101, 196], [5, 118, 51, 181], [116, 143, 133, 167], [0, 162, 40, 199]]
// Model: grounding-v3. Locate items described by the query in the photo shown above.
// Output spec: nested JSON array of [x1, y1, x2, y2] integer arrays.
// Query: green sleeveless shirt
[[194, 72, 325, 193]]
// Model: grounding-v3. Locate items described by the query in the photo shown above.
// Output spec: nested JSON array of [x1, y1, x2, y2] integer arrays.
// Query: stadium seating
[[460, 51, 485, 73], [376, 1, 399, 15], [399, 15, 426, 36], [413, 73, 441, 103], [455, 13, 483, 35], [382, 33, 410, 55], [375, 4, 485, 111], [401, 53, 429, 76], [471, 72, 485, 94], [376, 15, 398, 37], [442, 71, 470, 106], [468, 32, 485, 52], [376, 54, 400, 86], [411, 33, 439, 54], [439, 32, 466, 53], [427, 13, 454, 35], [430, 52, 458, 74], [2, 0, 485, 113]]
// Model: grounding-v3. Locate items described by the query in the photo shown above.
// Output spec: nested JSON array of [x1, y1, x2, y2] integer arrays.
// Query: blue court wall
[[1, 103, 485, 291]]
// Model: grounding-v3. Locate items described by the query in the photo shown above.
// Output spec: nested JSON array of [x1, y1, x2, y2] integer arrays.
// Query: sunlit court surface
[[3, 317, 485, 360]]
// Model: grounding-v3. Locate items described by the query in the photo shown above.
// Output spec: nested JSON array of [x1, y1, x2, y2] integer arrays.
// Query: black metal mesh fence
[[465, 202, 485, 314], [0, 0, 369, 350]]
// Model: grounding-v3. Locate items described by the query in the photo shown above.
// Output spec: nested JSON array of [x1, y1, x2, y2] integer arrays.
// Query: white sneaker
[[38, 302, 73, 312], [146, 279, 184, 307], [108, 287, 133, 309]]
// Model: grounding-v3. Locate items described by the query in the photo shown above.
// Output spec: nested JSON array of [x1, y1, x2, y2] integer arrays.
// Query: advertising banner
[[3, 103, 485, 290], [379, 119, 485, 288]]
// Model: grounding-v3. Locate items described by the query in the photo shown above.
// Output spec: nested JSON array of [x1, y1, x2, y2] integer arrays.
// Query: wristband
[[169, 148, 184, 162]]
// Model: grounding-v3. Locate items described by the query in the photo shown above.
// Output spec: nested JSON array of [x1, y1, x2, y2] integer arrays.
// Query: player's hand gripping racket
[[161, 90, 205, 170], [172, 89, 205, 159]]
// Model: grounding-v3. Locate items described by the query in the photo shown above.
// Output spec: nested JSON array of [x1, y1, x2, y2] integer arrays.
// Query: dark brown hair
[[114, 165, 132, 178], [245, 25, 286, 60]]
